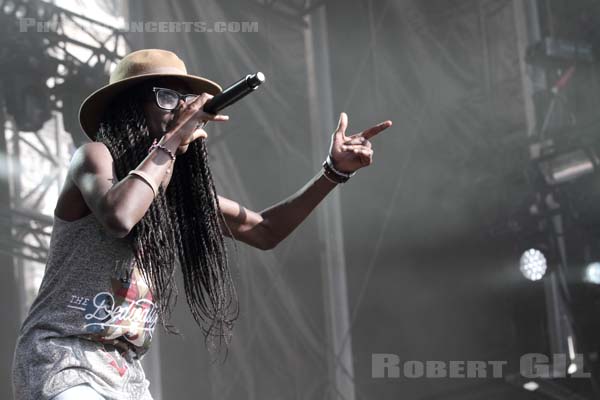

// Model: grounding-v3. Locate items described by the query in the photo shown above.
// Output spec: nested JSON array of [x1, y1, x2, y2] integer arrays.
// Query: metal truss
[[0, 0, 129, 67], [248, 0, 327, 27], [0, 0, 129, 143], [0, 0, 127, 267], [0, 206, 52, 264]]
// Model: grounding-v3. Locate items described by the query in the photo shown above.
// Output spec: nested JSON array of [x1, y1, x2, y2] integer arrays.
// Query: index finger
[[359, 120, 393, 140], [188, 92, 213, 108]]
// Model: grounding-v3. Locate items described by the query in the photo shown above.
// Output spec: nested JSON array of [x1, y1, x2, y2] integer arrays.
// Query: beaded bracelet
[[149, 138, 176, 161]]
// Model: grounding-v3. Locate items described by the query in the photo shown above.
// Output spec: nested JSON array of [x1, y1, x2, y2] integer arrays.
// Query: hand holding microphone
[[169, 72, 265, 153], [166, 93, 227, 154], [192, 72, 265, 138]]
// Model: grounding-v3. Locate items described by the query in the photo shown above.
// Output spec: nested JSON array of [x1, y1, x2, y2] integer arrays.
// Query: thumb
[[335, 112, 348, 139]]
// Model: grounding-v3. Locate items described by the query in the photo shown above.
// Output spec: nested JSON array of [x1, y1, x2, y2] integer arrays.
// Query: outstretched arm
[[217, 171, 337, 250], [217, 112, 392, 250]]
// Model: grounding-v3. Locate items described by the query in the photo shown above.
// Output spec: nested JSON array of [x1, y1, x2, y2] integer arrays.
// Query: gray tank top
[[11, 212, 157, 400]]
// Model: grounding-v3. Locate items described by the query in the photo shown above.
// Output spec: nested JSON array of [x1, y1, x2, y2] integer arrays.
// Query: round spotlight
[[520, 249, 547, 281], [523, 381, 539, 391], [585, 262, 600, 284], [3, 1, 15, 14], [14, 4, 25, 18], [568, 363, 578, 375]]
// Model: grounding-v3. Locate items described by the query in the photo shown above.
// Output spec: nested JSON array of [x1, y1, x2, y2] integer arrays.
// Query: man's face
[[142, 77, 196, 140]]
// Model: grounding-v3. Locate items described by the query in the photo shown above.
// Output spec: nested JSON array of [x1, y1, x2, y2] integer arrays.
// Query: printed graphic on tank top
[[66, 257, 158, 362]]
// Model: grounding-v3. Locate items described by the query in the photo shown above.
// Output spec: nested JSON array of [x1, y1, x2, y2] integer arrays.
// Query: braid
[[95, 88, 239, 360], [170, 141, 240, 357]]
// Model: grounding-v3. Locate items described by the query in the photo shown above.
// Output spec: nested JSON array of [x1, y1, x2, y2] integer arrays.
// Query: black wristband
[[322, 159, 350, 184]]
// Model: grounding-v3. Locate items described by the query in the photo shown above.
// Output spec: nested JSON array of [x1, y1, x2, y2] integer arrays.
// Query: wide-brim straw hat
[[79, 48, 222, 141]]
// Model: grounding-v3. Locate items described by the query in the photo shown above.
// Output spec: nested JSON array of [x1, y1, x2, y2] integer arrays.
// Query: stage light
[[539, 149, 595, 185], [3, 59, 54, 132], [3, 1, 15, 14], [523, 381, 539, 391], [520, 249, 547, 281], [567, 335, 578, 375], [584, 262, 600, 284]]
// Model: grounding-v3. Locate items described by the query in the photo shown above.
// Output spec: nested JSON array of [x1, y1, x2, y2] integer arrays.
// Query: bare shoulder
[[69, 142, 114, 178], [55, 142, 112, 220], [72, 141, 113, 164], [56, 142, 118, 220]]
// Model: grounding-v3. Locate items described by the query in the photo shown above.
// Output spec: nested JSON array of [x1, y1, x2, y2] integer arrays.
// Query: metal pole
[[0, 84, 22, 399], [304, 5, 355, 400], [513, 0, 542, 138]]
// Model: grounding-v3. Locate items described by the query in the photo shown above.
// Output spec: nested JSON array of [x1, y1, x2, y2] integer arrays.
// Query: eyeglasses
[[152, 87, 199, 110]]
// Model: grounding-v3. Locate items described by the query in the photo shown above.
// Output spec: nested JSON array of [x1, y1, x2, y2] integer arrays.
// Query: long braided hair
[[94, 83, 239, 358]]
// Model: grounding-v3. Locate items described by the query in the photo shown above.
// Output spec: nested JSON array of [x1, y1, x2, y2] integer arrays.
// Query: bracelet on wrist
[[326, 154, 356, 179], [322, 157, 353, 184], [149, 138, 176, 161], [322, 167, 342, 184], [128, 170, 158, 197], [322, 163, 347, 184]]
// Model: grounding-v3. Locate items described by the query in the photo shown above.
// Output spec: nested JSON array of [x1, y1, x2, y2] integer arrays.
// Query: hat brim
[[78, 73, 222, 141]]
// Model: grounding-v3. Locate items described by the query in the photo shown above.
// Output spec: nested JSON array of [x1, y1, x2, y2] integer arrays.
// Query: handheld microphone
[[203, 72, 265, 115]]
